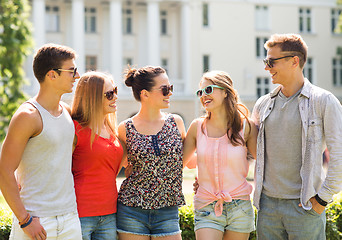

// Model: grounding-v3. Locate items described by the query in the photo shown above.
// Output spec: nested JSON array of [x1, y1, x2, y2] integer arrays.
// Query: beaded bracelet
[[20, 216, 33, 228]]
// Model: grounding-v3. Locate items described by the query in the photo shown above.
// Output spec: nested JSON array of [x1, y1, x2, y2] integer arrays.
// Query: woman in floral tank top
[[116, 66, 186, 240]]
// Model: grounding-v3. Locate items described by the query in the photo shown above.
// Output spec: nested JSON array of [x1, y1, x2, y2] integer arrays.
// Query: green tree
[[0, 0, 33, 141]]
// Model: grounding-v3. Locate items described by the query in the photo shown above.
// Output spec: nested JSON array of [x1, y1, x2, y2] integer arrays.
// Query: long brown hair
[[201, 71, 250, 146], [71, 71, 117, 145]]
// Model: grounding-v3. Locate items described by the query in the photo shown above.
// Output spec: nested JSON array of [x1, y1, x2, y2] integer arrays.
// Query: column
[[181, 0, 191, 94], [32, 0, 45, 49], [147, 0, 160, 66], [109, 0, 123, 85], [72, 0, 85, 74]]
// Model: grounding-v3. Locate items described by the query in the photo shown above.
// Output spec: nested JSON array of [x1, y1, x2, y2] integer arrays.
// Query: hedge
[[2, 199, 342, 240]]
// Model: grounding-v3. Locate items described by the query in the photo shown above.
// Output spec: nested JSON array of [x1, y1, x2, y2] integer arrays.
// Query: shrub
[[0, 206, 11, 240], [179, 204, 195, 240]]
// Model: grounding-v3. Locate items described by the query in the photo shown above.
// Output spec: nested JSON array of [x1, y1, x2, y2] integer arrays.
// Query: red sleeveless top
[[72, 120, 123, 217]]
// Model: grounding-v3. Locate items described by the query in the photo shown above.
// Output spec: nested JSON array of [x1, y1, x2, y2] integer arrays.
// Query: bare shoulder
[[60, 101, 71, 115], [187, 118, 203, 136], [117, 120, 127, 141], [171, 113, 185, 126], [8, 103, 42, 138]]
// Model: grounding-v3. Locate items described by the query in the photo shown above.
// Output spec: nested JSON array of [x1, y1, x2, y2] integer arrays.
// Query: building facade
[[26, 0, 342, 126]]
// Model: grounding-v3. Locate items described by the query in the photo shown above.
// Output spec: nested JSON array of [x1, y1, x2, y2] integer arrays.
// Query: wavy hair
[[201, 71, 250, 146], [71, 71, 117, 146]]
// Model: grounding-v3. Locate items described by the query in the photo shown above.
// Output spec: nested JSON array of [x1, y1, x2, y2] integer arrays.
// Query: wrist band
[[315, 194, 328, 206], [19, 213, 30, 225], [20, 216, 33, 228]]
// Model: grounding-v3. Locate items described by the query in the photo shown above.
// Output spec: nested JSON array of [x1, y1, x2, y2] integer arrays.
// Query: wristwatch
[[315, 194, 328, 207]]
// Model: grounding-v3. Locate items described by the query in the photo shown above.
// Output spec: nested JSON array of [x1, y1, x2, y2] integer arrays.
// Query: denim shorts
[[116, 202, 181, 237], [194, 199, 255, 233], [80, 213, 116, 240]]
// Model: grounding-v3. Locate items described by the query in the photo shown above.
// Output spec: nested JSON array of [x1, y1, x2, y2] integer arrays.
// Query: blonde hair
[[71, 71, 117, 146], [201, 71, 250, 146]]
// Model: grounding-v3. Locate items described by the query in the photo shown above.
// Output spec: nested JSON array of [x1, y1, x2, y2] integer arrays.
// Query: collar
[[269, 78, 311, 99]]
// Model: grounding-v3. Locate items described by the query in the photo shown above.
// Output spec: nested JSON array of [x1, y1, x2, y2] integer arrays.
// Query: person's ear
[[292, 56, 300, 68], [140, 89, 149, 100]]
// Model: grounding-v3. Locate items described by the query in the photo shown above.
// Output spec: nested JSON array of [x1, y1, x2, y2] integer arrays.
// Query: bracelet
[[19, 213, 30, 225], [20, 216, 33, 228], [315, 194, 328, 207]]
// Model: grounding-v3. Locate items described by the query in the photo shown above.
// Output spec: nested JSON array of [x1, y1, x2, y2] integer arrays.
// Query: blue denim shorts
[[194, 199, 255, 233], [80, 213, 116, 240], [116, 202, 181, 237]]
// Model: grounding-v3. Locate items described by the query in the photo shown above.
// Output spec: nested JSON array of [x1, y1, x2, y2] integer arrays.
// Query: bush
[[179, 204, 195, 240], [0, 206, 11, 240]]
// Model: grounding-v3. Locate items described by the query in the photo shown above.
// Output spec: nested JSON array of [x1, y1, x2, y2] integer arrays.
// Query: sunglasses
[[157, 85, 173, 96], [196, 85, 225, 97], [263, 55, 294, 68], [53, 67, 78, 78], [104, 87, 118, 100]]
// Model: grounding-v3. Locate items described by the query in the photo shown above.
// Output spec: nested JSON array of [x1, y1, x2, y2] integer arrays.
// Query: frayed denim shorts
[[116, 202, 181, 237], [194, 199, 255, 233]]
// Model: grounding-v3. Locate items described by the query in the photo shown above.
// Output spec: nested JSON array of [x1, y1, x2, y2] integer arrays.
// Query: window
[[331, 9, 342, 34], [123, 8, 132, 34], [160, 11, 167, 35], [86, 56, 97, 71], [299, 8, 312, 33], [303, 57, 313, 82], [45, 6, 59, 32], [256, 37, 268, 58], [203, 3, 209, 27], [203, 55, 210, 73], [255, 5, 269, 30], [256, 77, 270, 98], [85, 7, 96, 33], [333, 58, 342, 87], [161, 59, 168, 73], [124, 58, 133, 67]]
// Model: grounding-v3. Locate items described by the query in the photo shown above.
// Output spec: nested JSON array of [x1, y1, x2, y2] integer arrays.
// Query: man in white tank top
[[0, 44, 82, 239]]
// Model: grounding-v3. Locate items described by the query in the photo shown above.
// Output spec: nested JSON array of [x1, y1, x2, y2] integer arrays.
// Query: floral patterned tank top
[[118, 114, 185, 209]]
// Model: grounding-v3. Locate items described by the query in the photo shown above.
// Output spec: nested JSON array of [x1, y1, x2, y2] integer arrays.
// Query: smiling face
[[148, 73, 172, 109], [264, 46, 295, 86], [102, 77, 117, 115], [199, 79, 226, 112]]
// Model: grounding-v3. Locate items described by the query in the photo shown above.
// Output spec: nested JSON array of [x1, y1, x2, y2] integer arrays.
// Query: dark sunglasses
[[158, 85, 173, 96], [104, 87, 118, 100], [53, 67, 78, 78], [196, 85, 225, 97], [263, 55, 294, 68]]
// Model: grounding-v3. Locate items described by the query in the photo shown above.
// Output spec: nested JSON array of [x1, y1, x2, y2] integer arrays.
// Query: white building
[[26, 0, 342, 126]]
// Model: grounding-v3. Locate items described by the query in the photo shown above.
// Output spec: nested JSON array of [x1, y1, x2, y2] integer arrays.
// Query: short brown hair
[[33, 43, 76, 83], [264, 34, 308, 69]]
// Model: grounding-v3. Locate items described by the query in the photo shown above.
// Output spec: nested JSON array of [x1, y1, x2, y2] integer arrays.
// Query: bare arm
[[183, 119, 198, 168], [117, 121, 128, 177], [244, 118, 258, 159], [0, 104, 46, 239]]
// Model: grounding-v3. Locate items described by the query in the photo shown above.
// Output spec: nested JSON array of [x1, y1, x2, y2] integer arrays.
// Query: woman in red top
[[71, 71, 125, 240]]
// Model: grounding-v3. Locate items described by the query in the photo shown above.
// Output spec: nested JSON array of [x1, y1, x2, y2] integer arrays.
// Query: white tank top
[[16, 99, 77, 217]]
